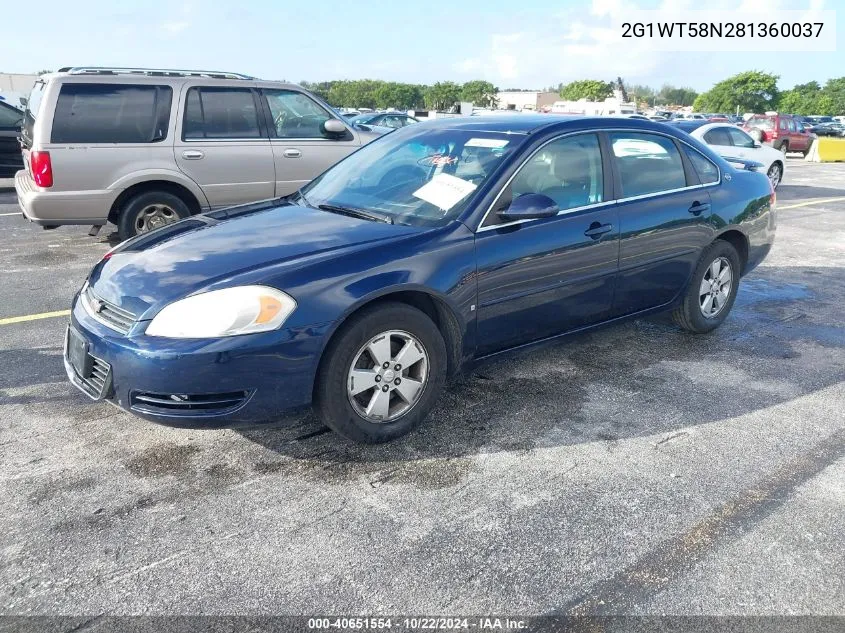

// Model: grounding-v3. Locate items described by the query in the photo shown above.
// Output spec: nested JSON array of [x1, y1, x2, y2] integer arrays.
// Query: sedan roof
[[422, 114, 692, 136]]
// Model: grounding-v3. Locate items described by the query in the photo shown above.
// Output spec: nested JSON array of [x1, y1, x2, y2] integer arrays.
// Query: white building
[[550, 87, 638, 116], [495, 90, 559, 112], [551, 97, 637, 116], [0, 73, 39, 108]]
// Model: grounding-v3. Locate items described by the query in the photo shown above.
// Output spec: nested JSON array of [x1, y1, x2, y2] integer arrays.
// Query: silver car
[[16, 67, 379, 239]]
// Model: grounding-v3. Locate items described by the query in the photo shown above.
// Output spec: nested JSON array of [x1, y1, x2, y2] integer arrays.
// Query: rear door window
[[52, 84, 172, 143], [609, 132, 687, 197], [703, 128, 732, 146], [683, 146, 719, 185], [182, 87, 262, 140]]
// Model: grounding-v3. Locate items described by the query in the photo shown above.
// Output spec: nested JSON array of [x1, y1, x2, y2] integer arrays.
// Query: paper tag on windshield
[[412, 174, 477, 211], [465, 138, 509, 148]]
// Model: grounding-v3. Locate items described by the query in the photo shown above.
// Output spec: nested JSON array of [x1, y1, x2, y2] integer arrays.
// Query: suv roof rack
[[56, 66, 254, 80]]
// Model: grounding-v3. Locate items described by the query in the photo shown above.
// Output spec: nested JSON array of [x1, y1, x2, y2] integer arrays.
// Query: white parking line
[[0, 212, 21, 216]]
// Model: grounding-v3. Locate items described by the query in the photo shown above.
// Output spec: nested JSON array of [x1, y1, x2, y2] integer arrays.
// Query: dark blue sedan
[[65, 116, 776, 443]]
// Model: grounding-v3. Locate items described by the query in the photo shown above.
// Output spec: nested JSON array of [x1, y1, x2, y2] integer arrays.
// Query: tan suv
[[16, 67, 379, 239]]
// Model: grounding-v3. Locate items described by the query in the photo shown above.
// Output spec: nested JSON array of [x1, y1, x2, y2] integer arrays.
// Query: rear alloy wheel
[[314, 302, 447, 443], [779, 141, 789, 155], [767, 162, 783, 189], [117, 190, 191, 241], [672, 240, 741, 333]]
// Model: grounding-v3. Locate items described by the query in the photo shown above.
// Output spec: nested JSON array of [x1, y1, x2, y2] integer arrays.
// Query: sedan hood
[[88, 201, 421, 318]]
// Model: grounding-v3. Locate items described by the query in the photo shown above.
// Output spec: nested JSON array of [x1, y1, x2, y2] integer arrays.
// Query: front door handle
[[283, 148, 302, 158], [181, 150, 204, 160], [584, 222, 613, 239], [688, 201, 711, 215]]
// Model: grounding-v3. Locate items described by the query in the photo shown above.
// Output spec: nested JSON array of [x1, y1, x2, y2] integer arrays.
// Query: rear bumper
[[65, 295, 332, 428], [15, 169, 113, 225]]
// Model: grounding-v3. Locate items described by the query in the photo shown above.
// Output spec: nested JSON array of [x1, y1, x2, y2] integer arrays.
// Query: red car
[[743, 113, 813, 156]]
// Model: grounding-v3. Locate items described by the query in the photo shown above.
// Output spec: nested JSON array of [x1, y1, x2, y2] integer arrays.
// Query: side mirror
[[322, 119, 348, 138], [752, 142, 761, 149], [498, 193, 559, 221]]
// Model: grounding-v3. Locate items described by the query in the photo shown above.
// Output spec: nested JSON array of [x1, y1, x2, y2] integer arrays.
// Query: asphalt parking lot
[[1, 160, 844, 617]]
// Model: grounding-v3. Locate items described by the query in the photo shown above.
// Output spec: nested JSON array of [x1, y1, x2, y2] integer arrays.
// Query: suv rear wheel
[[117, 191, 190, 241]]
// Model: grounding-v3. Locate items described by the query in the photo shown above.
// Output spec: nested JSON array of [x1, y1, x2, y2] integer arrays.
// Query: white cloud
[[160, 20, 190, 34]]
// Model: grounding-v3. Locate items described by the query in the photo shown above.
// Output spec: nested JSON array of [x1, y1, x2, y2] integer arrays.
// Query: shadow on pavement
[[238, 265, 845, 468]]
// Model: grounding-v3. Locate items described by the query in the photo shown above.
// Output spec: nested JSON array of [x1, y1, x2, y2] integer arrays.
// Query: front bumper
[[64, 295, 332, 428]]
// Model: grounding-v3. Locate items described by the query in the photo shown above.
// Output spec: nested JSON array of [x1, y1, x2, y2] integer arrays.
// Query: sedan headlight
[[145, 286, 296, 338]]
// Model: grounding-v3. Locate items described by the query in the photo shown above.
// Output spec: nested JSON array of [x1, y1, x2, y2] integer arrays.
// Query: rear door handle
[[181, 150, 204, 160], [688, 201, 711, 215], [283, 148, 302, 158], [584, 222, 613, 239]]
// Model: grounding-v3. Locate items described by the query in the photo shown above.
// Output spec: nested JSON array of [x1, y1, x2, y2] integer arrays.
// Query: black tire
[[313, 302, 447, 443], [778, 140, 789, 155], [117, 191, 191, 241], [672, 240, 741, 334], [767, 161, 783, 190]]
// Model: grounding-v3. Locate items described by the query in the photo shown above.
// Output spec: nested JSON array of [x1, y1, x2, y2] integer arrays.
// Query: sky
[[0, 0, 840, 93]]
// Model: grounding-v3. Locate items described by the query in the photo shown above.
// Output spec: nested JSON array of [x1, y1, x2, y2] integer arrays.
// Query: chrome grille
[[83, 286, 137, 334]]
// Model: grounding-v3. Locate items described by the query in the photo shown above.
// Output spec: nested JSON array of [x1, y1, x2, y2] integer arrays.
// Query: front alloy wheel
[[313, 301, 447, 443], [347, 330, 429, 423]]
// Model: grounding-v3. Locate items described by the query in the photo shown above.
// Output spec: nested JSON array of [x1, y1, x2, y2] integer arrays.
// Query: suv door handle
[[283, 148, 302, 158], [689, 201, 711, 215], [181, 150, 204, 160], [584, 222, 613, 239]]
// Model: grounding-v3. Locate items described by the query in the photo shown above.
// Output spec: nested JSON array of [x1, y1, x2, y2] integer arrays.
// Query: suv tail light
[[30, 151, 53, 188]]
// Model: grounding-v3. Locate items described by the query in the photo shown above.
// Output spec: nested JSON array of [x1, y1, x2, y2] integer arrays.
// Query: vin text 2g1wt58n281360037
[[64, 116, 776, 443]]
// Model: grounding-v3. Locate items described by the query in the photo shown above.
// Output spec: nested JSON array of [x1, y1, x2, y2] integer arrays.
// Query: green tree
[[777, 81, 827, 115], [425, 81, 461, 111], [560, 79, 613, 101], [657, 85, 698, 107], [822, 77, 845, 115], [693, 70, 779, 113], [559, 79, 613, 101], [35, 69, 53, 75], [460, 80, 498, 108]]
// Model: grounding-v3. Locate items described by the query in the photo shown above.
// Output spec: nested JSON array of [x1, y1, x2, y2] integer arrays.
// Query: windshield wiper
[[317, 203, 393, 224]]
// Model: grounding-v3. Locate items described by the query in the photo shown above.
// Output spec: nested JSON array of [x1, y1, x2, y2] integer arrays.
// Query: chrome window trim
[[475, 128, 722, 233]]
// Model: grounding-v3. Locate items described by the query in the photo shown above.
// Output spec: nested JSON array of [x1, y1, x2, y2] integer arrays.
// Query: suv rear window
[[746, 117, 774, 131], [22, 80, 46, 148], [52, 84, 172, 144]]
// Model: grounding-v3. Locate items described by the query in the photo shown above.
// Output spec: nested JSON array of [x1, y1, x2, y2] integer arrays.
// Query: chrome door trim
[[475, 128, 722, 233]]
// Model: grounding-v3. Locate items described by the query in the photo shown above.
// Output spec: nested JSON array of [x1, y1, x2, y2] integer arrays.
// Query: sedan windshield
[[301, 126, 521, 226]]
